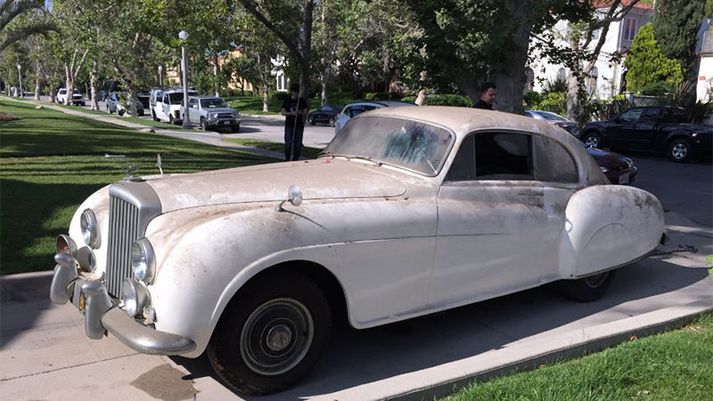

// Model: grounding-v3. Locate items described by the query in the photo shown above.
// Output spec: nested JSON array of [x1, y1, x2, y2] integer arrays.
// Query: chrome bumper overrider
[[49, 253, 195, 355]]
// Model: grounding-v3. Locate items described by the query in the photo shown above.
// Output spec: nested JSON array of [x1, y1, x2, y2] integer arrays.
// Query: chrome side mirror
[[277, 185, 303, 211], [288, 185, 302, 206]]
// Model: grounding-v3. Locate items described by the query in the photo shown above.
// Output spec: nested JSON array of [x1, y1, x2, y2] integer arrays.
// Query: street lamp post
[[16, 64, 22, 97], [178, 30, 192, 129], [158, 65, 163, 89]]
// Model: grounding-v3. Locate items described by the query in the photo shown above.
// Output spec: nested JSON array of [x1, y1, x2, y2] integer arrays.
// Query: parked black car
[[307, 104, 341, 126], [137, 93, 150, 110], [581, 106, 713, 162]]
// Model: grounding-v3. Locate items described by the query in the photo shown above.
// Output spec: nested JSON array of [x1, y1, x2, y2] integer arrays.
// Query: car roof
[[360, 106, 606, 184], [345, 100, 416, 108]]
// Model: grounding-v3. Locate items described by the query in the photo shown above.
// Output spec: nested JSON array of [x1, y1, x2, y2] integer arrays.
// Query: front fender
[[561, 185, 664, 278], [142, 203, 341, 357]]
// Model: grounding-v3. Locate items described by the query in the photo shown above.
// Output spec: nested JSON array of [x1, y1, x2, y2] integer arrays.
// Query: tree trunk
[[90, 61, 99, 111], [34, 62, 41, 101], [262, 85, 269, 112], [65, 64, 73, 105], [491, 3, 533, 114], [213, 53, 220, 97]]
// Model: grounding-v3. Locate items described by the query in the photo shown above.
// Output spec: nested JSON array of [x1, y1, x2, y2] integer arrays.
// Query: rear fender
[[560, 185, 664, 278]]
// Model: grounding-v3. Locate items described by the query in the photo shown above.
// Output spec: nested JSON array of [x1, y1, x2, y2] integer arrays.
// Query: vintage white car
[[50, 106, 665, 394]]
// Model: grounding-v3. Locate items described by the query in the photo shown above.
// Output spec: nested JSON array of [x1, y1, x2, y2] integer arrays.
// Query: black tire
[[118, 109, 125, 116], [668, 138, 691, 162], [231, 123, 240, 133], [559, 270, 616, 302], [582, 132, 602, 149], [151, 110, 158, 122], [169, 114, 175, 124], [207, 274, 331, 395]]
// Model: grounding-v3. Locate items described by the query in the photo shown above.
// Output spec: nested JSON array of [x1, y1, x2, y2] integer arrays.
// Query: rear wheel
[[582, 132, 602, 149], [559, 270, 616, 302], [231, 123, 240, 133], [668, 138, 691, 162], [207, 274, 331, 395]]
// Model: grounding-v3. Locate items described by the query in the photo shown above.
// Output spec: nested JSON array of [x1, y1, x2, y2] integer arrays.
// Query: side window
[[641, 108, 660, 122], [349, 106, 365, 117], [662, 109, 686, 123], [445, 135, 475, 181], [532, 136, 578, 183], [475, 132, 533, 180], [619, 108, 643, 123]]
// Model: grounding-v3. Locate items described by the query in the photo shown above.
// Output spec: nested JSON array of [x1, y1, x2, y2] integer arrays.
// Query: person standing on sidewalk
[[473, 82, 497, 110], [280, 84, 309, 161]]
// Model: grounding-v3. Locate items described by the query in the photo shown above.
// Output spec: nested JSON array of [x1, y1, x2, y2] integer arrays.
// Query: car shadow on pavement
[[171, 258, 709, 400]]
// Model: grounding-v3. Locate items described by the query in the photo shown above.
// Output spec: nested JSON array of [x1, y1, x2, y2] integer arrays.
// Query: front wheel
[[668, 138, 691, 162], [559, 270, 616, 302], [231, 123, 240, 133], [582, 132, 602, 149], [199, 118, 206, 131], [207, 274, 331, 395]]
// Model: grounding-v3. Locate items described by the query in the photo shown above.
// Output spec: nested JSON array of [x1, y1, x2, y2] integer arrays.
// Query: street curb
[[0, 270, 53, 303], [387, 300, 713, 401]]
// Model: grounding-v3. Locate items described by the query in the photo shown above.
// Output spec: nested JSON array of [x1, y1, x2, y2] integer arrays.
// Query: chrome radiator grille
[[106, 196, 141, 297]]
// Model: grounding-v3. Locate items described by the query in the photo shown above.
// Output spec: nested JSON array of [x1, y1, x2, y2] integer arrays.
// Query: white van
[[153, 88, 198, 124]]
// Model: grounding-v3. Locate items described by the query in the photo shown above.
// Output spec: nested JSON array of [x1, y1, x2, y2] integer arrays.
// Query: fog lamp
[[121, 278, 150, 318]]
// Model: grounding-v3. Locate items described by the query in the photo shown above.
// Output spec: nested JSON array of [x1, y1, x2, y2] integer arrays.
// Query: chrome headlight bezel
[[80, 209, 100, 249], [121, 277, 150, 318], [131, 238, 156, 284]]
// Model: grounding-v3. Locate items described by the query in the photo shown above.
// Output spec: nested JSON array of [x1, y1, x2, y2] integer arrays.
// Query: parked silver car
[[106, 92, 144, 116], [181, 96, 240, 132]]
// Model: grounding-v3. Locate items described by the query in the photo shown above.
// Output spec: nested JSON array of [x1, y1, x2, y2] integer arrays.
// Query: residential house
[[528, 0, 653, 100]]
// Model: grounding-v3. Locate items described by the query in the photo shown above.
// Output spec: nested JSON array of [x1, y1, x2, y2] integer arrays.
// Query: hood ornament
[[122, 164, 141, 181], [277, 185, 303, 211]]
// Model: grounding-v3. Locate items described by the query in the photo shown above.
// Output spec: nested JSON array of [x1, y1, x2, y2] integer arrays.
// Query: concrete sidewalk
[[1, 212, 711, 401]]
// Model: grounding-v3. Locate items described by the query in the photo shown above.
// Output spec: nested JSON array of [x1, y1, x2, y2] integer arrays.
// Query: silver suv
[[181, 96, 241, 132]]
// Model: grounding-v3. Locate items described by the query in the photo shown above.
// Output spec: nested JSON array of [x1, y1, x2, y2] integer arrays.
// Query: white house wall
[[528, 6, 652, 101]]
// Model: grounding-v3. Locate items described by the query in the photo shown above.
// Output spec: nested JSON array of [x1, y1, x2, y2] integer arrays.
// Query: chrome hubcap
[[584, 272, 608, 288], [240, 298, 313, 376], [584, 136, 599, 148], [672, 144, 687, 160]]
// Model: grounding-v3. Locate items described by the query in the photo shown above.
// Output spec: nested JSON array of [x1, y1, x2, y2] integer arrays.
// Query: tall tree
[[532, 0, 642, 122], [653, 0, 706, 84], [233, 0, 315, 97], [624, 23, 684, 92], [0, 0, 56, 53]]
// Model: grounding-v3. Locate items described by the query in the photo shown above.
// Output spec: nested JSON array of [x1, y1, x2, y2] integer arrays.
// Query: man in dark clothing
[[473, 82, 497, 110], [280, 84, 309, 161]]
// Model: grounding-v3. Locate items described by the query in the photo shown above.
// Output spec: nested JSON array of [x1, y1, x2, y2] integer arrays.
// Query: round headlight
[[80, 209, 100, 249], [599, 166, 609, 173], [131, 239, 156, 284], [121, 278, 150, 318]]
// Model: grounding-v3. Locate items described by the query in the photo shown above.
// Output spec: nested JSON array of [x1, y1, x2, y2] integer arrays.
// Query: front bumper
[[49, 252, 195, 355]]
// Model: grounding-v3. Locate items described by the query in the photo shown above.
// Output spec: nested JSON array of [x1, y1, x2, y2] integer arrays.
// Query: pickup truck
[[153, 88, 198, 124], [181, 96, 240, 132], [581, 106, 713, 162]]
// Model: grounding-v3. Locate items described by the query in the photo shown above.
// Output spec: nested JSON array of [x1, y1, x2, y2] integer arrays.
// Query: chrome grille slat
[[106, 196, 140, 297]]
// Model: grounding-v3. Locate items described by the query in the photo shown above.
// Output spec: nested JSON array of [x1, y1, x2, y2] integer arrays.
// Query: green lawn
[[442, 314, 713, 401], [0, 98, 273, 275], [224, 137, 323, 159]]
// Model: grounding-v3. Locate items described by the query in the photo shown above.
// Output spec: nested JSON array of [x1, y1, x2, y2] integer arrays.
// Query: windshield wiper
[[347, 156, 383, 166]]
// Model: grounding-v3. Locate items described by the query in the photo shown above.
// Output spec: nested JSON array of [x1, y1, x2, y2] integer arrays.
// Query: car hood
[[204, 107, 235, 114], [144, 159, 408, 212], [586, 147, 629, 169]]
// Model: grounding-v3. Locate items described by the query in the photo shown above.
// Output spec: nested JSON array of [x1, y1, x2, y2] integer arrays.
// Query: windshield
[[324, 116, 453, 176], [534, 111, 568, 122], [201, 98, 228, 108]]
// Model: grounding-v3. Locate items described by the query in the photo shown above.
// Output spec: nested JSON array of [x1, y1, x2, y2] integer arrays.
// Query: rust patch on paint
[[130, 364, 197, 401]]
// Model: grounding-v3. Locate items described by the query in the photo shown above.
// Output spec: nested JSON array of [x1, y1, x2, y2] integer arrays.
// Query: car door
[[431, 131, 577, 308], [189, 98, 200, 125], [630, 107, 661, 148], [609, 108, 644, 148]]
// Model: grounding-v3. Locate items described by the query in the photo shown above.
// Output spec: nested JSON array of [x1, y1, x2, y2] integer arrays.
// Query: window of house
[[445, 132, 577, 183], [622, 18, 637, 41]]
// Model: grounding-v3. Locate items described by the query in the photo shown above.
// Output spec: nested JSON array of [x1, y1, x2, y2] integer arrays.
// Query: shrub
[[537, 91, 567, 115], [271, 91, 290, 103], [402, 96, 416, 103], [639, 81, 673, 96], [423, 94, 473, 107], [364, 92, 401, 100], [523, 91, 543, 108]]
